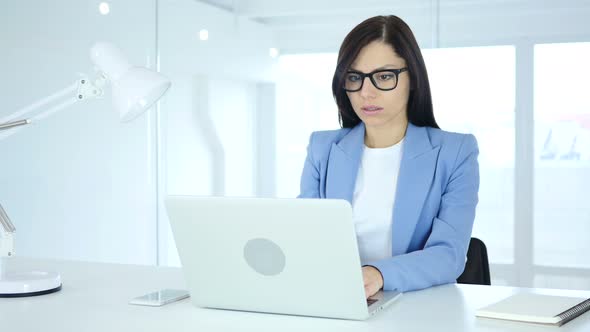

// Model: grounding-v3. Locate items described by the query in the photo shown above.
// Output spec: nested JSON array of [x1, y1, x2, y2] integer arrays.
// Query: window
[[275, 54, 339, 198], [534, 42, 590, 269], [424, 46, 516, 265]]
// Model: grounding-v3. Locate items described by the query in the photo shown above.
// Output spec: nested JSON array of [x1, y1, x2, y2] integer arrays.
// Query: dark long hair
[[332, 15, 439, 129]]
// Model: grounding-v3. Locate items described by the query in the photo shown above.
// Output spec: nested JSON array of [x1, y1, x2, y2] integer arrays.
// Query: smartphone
[[129, 289, 190, 306]]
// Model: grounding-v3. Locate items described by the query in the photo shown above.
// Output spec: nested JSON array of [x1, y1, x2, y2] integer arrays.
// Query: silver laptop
[[165, 196, 402, 320]]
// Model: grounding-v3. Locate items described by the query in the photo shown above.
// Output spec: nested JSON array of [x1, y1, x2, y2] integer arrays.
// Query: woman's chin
[[361, 117, 388, 128]]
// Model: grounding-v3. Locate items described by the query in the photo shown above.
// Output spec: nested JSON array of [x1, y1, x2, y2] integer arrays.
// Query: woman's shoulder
[[304, 127, 353, 163], [425, 126, 477, 147], [308, 127, 352, 146], [424, 126, 479, 160]]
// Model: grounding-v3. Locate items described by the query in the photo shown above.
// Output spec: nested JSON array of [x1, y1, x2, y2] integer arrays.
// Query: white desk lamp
[[0, 42, 171, 297]]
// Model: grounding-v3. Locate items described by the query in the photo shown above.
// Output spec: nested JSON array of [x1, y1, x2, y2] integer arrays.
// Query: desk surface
[[1, 258, 590, 332]]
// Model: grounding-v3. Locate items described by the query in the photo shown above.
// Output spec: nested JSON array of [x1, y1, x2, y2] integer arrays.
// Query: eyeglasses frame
[[343, 67, 409, 92]]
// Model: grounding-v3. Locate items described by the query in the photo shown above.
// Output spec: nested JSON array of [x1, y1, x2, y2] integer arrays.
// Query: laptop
[[165, 196, 402, 320]]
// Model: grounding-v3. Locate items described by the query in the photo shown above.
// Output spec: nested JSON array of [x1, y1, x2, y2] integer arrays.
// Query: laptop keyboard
[[367, 298, 378, 306]]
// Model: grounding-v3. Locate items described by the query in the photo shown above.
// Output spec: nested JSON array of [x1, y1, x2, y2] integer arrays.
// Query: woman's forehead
[[350, 41, 406, 71]]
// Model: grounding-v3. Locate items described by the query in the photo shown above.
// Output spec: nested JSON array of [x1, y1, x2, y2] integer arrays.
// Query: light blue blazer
[[298, 122, 479, 292]]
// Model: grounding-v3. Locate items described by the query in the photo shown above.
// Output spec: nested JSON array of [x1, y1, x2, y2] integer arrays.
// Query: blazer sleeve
[[297, 132, 321, 198], [368, 134, 480, 292]]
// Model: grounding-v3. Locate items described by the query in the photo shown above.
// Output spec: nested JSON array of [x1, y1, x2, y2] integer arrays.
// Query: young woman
[[298, 15, 480, 297]]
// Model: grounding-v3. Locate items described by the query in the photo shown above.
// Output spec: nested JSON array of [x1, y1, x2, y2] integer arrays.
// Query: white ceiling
[[196, 0, 590, 53], [198, 0, 590, 21]]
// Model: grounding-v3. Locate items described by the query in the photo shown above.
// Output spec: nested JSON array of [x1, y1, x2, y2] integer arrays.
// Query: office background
[[0, 0, 589, 290]]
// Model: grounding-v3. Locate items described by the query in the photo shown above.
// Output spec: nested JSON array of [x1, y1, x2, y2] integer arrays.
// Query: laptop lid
[[166, 196, 373, 320]]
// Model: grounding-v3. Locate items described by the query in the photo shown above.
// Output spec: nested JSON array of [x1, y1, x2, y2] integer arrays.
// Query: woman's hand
[[362, 265, 384, 299]]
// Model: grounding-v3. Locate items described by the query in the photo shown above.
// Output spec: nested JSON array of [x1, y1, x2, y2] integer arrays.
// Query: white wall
[[0, 0, 279, 267], [157, 0, 277, 265], [0, 0, 159, 264]]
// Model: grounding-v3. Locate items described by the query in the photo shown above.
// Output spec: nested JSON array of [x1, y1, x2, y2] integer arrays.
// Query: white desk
[[1, 258, 589, 332]]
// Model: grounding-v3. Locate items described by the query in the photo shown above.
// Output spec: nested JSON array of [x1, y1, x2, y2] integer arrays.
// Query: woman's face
[[346, 41, 410, 130]]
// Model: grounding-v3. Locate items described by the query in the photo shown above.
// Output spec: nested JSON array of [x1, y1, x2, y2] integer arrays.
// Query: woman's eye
[[347, 74, 361, 82], [377, 74, 394, 81]]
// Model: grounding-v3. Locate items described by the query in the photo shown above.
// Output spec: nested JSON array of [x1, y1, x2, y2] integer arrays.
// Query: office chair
[[457, 237, 491, 285]]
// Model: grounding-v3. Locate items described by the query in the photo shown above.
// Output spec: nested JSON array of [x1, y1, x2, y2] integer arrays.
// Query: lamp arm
[[0, 74, 107, 262], [0, 204, 16, 263], [0, 74, 105, 141], [0, 82, 79, 125], [0, 119, 31, 131]]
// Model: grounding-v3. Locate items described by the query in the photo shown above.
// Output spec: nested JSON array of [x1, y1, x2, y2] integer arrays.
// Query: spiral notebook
[[476, 293, 590, 326]]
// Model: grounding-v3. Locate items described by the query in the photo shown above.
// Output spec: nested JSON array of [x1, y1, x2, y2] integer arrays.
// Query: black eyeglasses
[[343, 68, 408, 92]]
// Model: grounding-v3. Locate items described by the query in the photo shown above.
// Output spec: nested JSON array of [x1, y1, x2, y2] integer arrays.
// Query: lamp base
[[0, 271, 62, 298]]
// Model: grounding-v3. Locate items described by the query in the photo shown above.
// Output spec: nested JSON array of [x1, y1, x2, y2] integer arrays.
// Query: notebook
[[476, 293, 590, 326]]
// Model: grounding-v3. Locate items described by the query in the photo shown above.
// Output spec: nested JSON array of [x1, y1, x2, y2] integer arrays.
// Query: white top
[[352, 139, 404, 264]]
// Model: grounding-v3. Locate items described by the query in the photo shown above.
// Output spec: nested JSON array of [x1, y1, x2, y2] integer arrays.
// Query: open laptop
[[165, 196, 402, 320]]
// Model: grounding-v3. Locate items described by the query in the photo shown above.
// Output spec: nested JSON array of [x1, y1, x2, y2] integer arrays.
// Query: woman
[[297, 15, 480, 297]]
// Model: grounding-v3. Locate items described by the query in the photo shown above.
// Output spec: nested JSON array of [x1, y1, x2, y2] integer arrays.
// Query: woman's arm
[[367, 134, 480, 292]]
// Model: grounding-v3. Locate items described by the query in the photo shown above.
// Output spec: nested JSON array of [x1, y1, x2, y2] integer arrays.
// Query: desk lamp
[[0, 42, 171, 297]]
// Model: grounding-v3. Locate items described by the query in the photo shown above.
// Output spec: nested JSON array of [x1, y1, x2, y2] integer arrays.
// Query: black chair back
[[457, 237, 491, 285]]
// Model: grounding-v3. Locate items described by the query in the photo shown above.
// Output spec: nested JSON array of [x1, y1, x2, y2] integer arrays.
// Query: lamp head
[[90, 42, 171, 122]]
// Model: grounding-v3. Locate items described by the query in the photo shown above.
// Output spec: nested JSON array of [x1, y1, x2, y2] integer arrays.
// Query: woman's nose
[[359, 77, 376, 98]]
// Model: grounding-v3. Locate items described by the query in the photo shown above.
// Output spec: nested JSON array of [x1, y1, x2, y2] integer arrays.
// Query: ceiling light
[[269, 48, 279, 58], [99, 2, 110, 15], [199, 29, 209, 41]]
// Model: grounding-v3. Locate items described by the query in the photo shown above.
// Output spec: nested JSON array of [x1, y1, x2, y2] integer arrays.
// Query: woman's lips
[[361, 105, 383, 116]]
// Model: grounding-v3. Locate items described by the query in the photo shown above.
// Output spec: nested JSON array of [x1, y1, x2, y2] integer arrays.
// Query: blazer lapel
[[324, 122, 440, 256], [325, 124, 365, 203], [392, 124, 440, 255]]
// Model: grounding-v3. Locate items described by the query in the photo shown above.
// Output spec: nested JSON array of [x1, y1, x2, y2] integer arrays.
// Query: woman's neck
[[364, 119, 408, 148]]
